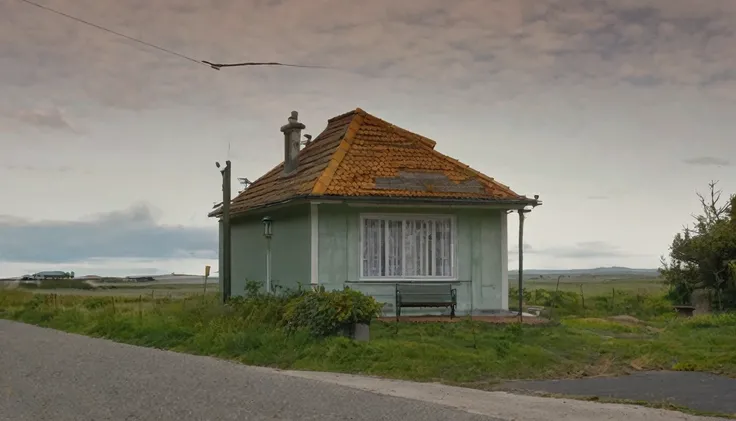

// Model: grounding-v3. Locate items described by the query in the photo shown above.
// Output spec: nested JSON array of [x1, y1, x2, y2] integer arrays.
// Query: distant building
[[125, 276, 155, 282], [32, 271, 73, 280]]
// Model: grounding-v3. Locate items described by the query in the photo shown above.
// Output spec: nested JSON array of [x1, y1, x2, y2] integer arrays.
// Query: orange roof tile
[[212, 108, 535, 217]]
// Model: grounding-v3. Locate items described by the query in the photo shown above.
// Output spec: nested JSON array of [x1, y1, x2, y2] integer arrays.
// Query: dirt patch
[[377, 315, 551, 325]]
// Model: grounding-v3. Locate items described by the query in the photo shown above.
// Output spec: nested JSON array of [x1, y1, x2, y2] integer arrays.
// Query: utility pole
[[217, 160, 232, 303], [517, 208, 532, 321]]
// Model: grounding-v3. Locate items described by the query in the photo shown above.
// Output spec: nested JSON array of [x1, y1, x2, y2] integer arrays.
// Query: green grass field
[[1, 287, 734, 387], [6, 275, 663, 296], [522, 276, 667, 296], [4, 279, 218, 298]]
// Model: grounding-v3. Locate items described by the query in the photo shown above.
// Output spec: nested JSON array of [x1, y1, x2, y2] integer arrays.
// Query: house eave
[[208, 196, 312, 220], [311, 195, 542, 210], [210, 194, 542, 219]]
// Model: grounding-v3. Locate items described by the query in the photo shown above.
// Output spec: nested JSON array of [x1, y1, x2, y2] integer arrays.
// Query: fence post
[[553, 276, 562, 320], [579, 284, 586, 315], [612, 288, 616, 314]]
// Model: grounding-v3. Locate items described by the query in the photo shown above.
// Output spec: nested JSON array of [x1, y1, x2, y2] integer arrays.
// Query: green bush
[[225, 281, 383, 338], [228, 280, 306, 325], [282, 287, 384, 337]]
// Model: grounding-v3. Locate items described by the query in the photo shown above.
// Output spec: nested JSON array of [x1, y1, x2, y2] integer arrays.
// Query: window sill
[[353, 278, 460, 283]]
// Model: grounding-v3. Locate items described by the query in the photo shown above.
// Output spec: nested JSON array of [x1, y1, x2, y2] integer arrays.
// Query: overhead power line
[[16, 0, 208, 67], [15, 0, 333, 71], [201, 60, 333, 71]]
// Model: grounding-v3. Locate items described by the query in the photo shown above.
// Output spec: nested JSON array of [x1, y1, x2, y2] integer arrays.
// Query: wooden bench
[[526, 306, 544, 316], [395, 283, 457, 320]]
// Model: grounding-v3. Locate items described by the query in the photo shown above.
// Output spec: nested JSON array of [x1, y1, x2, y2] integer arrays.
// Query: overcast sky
[[1, 0, 735, 277]]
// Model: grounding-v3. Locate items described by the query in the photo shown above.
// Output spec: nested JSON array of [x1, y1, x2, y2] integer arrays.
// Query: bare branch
[[694, 180, 729, 226]]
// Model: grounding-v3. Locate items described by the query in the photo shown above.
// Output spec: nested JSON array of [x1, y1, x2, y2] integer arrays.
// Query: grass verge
[[1, 289, 735, 386]]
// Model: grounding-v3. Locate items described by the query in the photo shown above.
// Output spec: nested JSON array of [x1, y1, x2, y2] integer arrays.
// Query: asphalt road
[[502, 371, 736, 415], [0, 320, 727, 421], [0, 320, 500, 421]]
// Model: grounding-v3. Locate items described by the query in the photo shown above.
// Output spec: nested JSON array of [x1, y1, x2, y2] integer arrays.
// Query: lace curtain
[[362, 217, 453, 278]]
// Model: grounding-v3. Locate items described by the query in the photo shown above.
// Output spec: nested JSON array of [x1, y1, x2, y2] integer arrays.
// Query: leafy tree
[[660, 181, 736, 310]]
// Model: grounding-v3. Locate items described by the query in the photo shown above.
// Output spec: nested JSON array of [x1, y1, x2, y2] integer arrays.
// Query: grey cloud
[[0, 204, 217, 263], [616, 7, 659, 25], [512, 241, 631, 259], [8, 107, 75, 131], [682, 156, 731, 167], [622, 75, 662, 87], [3, 0, 736, 114], [2, 164, 80, 174], [510, 243, 534, 253]]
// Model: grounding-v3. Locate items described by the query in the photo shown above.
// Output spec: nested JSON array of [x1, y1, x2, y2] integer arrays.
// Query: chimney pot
[[281, 111, 306, 175]]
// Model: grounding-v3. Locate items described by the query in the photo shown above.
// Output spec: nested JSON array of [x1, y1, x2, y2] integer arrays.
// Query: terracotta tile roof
[[213, 108, 533, 217]]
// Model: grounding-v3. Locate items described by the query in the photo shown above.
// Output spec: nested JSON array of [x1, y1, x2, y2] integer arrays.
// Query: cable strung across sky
[[15, 0, 330, 72]]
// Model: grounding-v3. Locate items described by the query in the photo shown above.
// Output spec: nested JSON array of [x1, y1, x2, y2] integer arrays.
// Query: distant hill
[[510, 267, 660, 277]]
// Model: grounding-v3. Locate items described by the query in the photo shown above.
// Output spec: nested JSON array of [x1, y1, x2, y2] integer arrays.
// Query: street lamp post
[[262, 216, 273, 294]]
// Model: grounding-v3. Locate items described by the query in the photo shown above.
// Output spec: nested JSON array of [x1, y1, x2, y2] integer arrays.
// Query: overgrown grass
[[18, 279, 94, 290], [510, 287, 675, 320], [522, 276, 667, 295], [2, 289, 735, 386]]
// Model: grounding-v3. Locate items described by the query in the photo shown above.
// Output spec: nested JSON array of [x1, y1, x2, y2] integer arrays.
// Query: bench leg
[[450, 305, 455, 319], [396, 305, 401, 322]]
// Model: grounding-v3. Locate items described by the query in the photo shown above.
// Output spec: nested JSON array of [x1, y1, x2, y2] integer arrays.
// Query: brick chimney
[[281, 111, 306, 175]]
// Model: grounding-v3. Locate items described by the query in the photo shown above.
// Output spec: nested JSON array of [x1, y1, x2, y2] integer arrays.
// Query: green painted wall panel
[[227, 204, 311, 296], [317, 206, 348, 284], [480, 212, 503, 308], [316, 204, 507, 315]]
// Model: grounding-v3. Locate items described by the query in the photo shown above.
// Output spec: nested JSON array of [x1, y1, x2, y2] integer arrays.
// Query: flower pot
[[339, 323, 370, 341]]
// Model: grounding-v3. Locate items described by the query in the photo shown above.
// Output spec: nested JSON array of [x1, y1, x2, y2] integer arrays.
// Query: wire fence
[[508, 286, 674, 319]]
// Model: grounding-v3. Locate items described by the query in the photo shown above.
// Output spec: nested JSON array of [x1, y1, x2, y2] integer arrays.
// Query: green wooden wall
[[226, 204, 311, 296], [316, 204, 508, 315]]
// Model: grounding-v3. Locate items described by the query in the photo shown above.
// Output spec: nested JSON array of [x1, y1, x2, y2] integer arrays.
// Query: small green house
[[209, 108, 541, 316]]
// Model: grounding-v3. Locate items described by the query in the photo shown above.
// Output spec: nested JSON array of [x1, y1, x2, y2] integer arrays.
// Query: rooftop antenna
[[300, 134, 313, 147], [237, 177, 252, 193]]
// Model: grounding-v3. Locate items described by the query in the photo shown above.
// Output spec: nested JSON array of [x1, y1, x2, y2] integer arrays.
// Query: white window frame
[[359, 213, 458, 281]]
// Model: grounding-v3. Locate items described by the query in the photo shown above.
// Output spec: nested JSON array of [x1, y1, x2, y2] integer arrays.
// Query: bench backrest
[[396, 283, 455, 304]]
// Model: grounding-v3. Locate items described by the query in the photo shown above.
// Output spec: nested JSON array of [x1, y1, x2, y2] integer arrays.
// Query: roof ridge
[[361, 112, 437, 149], [327, 107, 366, 123], [311, 112, 366, 195]]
